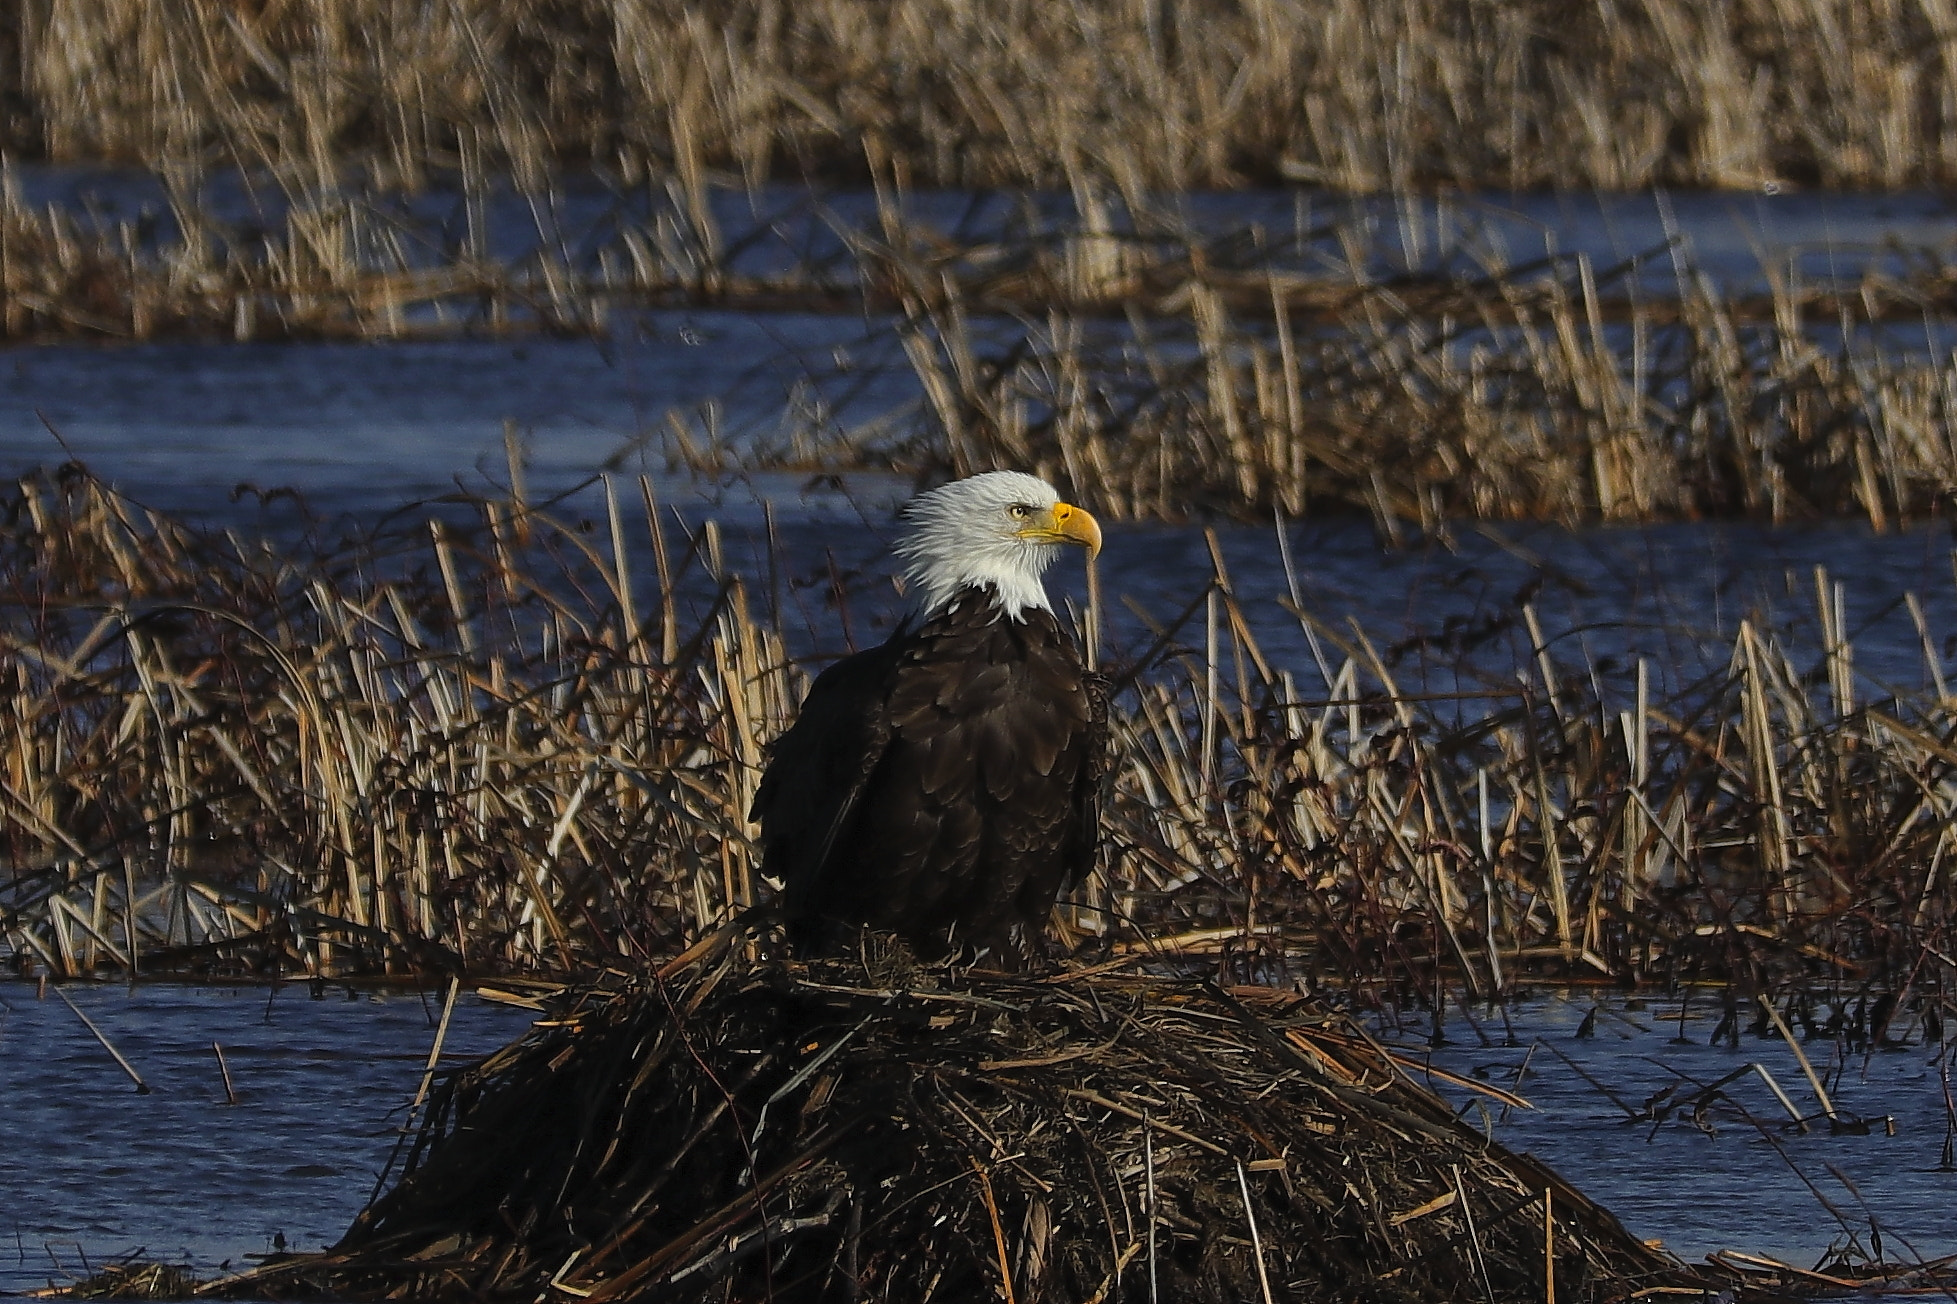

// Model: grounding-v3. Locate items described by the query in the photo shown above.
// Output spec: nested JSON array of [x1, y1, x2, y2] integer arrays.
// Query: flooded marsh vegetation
[[14, 3, 1957, 1294], [8, 2, 1957, 528], [9, 467, 1957, 1019], [864, 209, 1957, 527], [9, 166, 1957, 530]]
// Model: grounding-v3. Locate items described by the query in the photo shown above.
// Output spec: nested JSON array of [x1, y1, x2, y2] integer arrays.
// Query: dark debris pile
[[207, 947, 1687, 1303]]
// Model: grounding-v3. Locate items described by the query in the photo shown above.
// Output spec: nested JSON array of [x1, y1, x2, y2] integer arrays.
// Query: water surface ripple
[[1413, 996, 1957, 1269]]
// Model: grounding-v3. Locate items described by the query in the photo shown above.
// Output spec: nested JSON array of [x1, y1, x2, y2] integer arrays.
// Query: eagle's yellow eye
[[1008, 504, 1032, 518]]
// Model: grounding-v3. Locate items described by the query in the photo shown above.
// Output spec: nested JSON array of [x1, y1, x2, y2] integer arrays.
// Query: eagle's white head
[[894, 471, 1103, 620]]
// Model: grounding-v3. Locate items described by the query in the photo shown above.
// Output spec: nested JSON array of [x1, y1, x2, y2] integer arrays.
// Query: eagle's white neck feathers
[[894, 472, 1067, 621]]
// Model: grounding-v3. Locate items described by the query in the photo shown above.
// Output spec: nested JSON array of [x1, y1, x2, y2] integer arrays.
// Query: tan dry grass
[[11, 0, 1957, 192], [1, 465, 796, 977]]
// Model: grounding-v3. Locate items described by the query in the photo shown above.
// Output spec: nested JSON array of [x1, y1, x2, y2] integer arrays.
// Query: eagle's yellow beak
[[1022, 501, 1102, 559]]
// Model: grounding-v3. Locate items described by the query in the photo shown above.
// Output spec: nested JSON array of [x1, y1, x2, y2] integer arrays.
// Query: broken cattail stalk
[[52, 987, 149, 1094], [1757, 995, 1838, 1121], [411, 977, 462, 1114], [213, 1041, 237, 1105]]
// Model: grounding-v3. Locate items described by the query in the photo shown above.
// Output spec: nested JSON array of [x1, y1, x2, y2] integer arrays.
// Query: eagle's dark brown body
[[753, 588, 1108, 965]]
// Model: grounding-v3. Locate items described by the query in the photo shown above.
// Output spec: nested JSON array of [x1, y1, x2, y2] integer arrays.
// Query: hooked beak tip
[[1051, 502, 1102, 559]]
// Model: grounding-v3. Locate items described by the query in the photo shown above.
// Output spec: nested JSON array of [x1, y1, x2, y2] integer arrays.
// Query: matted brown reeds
[[191, 944, 1683, 1304]]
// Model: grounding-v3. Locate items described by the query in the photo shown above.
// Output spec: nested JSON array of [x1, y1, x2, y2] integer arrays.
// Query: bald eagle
[[753, 471, 1109, 965]]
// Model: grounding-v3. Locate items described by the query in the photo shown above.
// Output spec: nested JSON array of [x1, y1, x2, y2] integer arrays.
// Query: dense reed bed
[[1, 462, 798, 978], [6, 464, 1957, 1014], [858, 221, 1957, 529], [11, 0, 1957, 192]]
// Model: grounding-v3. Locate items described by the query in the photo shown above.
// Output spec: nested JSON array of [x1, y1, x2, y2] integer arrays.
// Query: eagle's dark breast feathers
[[753, 588, 1108, 964]]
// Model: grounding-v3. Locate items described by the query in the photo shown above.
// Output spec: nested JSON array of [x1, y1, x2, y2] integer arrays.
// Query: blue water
[[4, 985, 1955, 1298], [1405, 994, 1957, 1269], [0, 982, 531, 1298], [0, 320, 918, 519]]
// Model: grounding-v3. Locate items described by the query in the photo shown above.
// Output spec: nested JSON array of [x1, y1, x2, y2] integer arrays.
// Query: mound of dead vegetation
[[199, 942, 1685, 1303]]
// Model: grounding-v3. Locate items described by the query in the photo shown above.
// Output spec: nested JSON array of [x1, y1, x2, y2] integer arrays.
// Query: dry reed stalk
[[51, 985, 149, 1093]]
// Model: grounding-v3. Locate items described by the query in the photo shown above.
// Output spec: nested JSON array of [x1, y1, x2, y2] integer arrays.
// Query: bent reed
[[5, 465, 1957, 1017]]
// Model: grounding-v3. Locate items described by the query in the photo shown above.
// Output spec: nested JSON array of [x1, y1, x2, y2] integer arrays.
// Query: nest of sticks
[[214, 941, 1689, 1303]]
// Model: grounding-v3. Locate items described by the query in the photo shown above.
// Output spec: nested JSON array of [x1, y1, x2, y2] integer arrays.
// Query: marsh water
[[3, 983, 1956, 1298], [14, 166, 1953, 295], [0, 983, 533, 1299], [8, 187, 1957, 1293], [1415, 996, 1957, 1271]]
